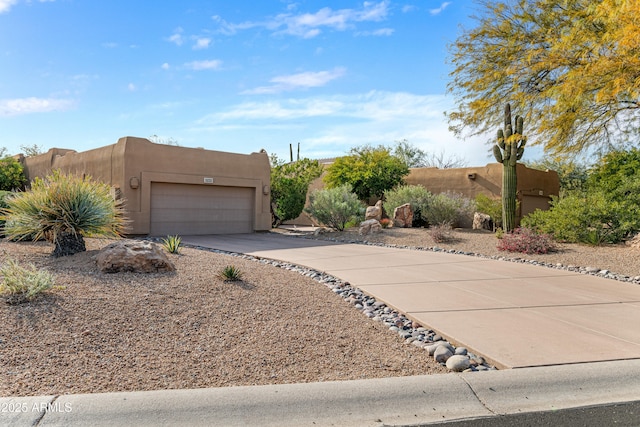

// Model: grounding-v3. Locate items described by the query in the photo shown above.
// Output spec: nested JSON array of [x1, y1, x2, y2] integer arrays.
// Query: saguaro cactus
[[492, 103, 526, 233]]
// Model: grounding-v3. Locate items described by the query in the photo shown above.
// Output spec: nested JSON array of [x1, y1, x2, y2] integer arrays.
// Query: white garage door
[[150, 183, 254, 235]]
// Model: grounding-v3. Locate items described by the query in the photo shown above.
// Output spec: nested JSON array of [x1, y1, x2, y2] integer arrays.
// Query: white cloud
[[102, 42, 117, 48], [167, 27, 185, 46], [184, 59, 222, 71], [429, 2, 451, 16], [191, 91, 495, 165], [0, 97, 73, 116], [192, 37, 211, 50], [356, 27, 394, 36], [212, 1, 390, 38], [161, 62, 170, 70], [0, 0, 18, 13], [127, 83, 137, 92], [243, 67, 346, 94], [402, 5, 417, 13]]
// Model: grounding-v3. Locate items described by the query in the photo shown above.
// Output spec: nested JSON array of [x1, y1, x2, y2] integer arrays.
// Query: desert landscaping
[[2, 227, 638, 397]]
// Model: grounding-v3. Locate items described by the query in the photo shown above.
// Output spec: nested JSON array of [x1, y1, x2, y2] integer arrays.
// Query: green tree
[[393, 139, 427, 168], [1, 171, 128, 257], [0, 156, 27, 191], [324, 145, 409, 201], [270, 156, 323, 227], [587, 148, 640, 195], [447, 0, 640, 156]]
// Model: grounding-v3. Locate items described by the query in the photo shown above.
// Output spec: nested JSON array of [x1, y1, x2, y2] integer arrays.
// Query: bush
[[496, 227, 556, 254], [475, 193, 502, 229], [379, 218, 391, 228], [306, 185, 364, 231], [423, 192, 475, 227], [0, 157, 27, 191], [522, 188, 639, 245], [0, 259, 55, 304], [1, 170, 128, 256], [383, 185, 432, 227], [428, 222, 454, 243]]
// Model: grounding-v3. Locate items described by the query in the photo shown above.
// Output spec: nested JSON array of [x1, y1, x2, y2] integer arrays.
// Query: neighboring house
[[20, 136, 271, 236], [286, 162, 560, 227]]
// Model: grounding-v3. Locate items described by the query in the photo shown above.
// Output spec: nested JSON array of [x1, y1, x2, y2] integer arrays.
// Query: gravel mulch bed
[[0, 238, 447, 398]]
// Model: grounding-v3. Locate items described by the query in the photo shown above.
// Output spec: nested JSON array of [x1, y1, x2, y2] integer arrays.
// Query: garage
[[150, 183, 254, 235]]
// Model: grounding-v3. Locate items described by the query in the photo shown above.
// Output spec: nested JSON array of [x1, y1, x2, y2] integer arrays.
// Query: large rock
[[626, 233, 640, 249], [365, 200, 383, 221], [96, 240, 176, 273], [473, 212, 493, 231], [393, 203, 413, 228], [359, 219, 382, 235]]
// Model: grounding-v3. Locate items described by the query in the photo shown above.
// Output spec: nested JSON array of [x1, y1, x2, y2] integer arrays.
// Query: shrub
[[0, 259, 55, 304], [475, 193, 502, 229], [522, 188, 639, 245], [305, 185, 364, 231], [496, 227, 556, 254], [1, 171, 128, 257], [162, 235, 182, 254], [219, 265, 243, 281], [0, 157, 27, 191], [383, 185, 432, 227], [423, 192, 475, 227], [428, 222, 454, 243]]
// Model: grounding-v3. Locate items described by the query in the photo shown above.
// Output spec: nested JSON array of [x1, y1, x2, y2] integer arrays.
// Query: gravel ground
[[2, 229, 638, 397]]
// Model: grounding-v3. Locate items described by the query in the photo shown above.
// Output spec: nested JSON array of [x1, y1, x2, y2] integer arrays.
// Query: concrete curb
[[3, 360, 640, 426]]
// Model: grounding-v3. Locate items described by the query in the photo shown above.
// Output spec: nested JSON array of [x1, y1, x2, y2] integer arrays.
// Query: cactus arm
[[493, 144, 504, 163]]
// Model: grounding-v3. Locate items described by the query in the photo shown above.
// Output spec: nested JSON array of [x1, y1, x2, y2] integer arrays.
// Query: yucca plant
[[219, 265, 243, 282], [1, 170, 128, 257], [0, 259, 55, 304], [161, 235, 182, 254]]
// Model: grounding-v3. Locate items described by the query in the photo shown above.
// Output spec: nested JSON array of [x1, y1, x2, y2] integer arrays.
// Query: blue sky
[[0, 0, 535, 166]]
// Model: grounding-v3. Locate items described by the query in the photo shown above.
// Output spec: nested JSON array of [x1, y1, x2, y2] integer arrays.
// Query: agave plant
[[219, 265, 243, 282], [161, 235, 182, 254], [1, 170, 128, 257]]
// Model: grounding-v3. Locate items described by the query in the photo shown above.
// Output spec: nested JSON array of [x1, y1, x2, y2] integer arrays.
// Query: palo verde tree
[[493, 103, 526, 232], [447, 0, 640, 157]]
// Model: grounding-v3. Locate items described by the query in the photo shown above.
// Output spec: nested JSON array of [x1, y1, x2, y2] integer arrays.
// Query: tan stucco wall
[[405, 163, 560, 223], [22, 137, 271, 235]]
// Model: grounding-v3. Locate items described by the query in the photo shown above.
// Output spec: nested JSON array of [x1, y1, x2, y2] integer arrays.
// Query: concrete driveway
[[183, 232, 640, 369]]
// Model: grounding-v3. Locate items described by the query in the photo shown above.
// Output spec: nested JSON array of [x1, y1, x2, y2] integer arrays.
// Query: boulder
[[96, 240, 176, 273], [393, 203, 413, 228], [446, 355, 471, 372], [473, 212, 493, 231], [359, 219, 382, 235], [365, 200, 383, 221]]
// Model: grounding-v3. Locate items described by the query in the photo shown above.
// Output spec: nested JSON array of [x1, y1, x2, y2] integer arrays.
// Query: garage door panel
[[150, 183, 254, 235]]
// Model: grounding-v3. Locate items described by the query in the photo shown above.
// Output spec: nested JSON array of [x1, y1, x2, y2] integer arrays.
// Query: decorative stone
[[626, 233, 640, 248], [446, 355, 471, 372], [393, 203, 413, 228], [96, 240, 176, 273], [472, 212, 493, 231], [365, 200, 383, 221], [434, 345, 453, 363], [359, 219, 382, 235]]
